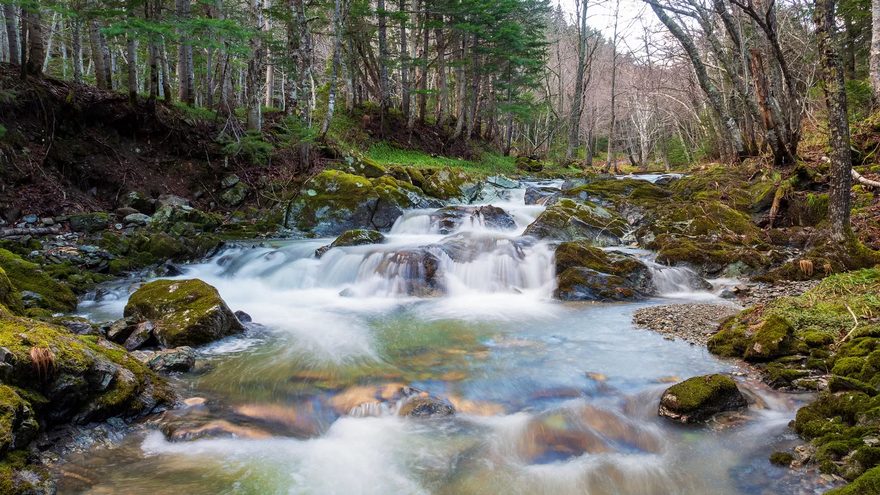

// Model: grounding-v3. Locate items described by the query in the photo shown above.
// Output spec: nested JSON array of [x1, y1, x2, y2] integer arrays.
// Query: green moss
[[708, 313, 794, 362], [564, 178, 670, 206], [835, 357, 869, 378], [769, 451, 794, 466], [662, 374, 742, 411], [524, 198, 627, 243], [0, 249, 76, 312], [331, 229, 385, 248], [0, 268, 24, 316], [124, 279, 243, 348]]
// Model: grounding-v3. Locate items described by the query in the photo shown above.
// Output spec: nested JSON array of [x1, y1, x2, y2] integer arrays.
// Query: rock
[[524, 186, 559, 206], [286, 170, 435, 236], [418, 168, 483, 202], [331, 154, 388, 179], [742, 315, 795, 362], [220, 181, 249, 207], [0, 249, 77, 312], [375, 249, 442, 296], [0, 384, 39, 454], [41, 217, 55, 226], [122, 191, 157, 214], [123, 213, 152, 226], [68, 212, 111, 233], [157, 194, 191, 208], [51, 317, 96, 335], [430, 205, 517, 234], [653, 174, 680, 186], [553, 242, 653, 301], [524, 199, 626, 245], [398, 395, 455, 418], [22, 214, 38, 224], [220, 174, 241, 189], [515, 156, 543, 172], [234, 310, 252, 323], [124, 279, 245, 348], [135, 346, 196, 373], [658, 374, 747, 424], [123, 321, 156, 351], [116, 207, 140, 218], [487, 175, 519, 189], [316, 229, 385, 257], [632, 304, 740, 345]]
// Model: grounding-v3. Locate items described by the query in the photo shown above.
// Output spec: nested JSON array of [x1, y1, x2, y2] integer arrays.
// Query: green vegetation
[[0, 249, 77, 313]]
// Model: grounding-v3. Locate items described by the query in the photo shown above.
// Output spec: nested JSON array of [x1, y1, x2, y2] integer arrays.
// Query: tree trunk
[[127, 0, 138, 103], [872, 0, 880, 100], [41, 11, 57, 73], [377, 0, 390, 134], [815, 0, 852, 241], [604, 0, 620, 173], [399, 0, 410, 123], [72, 16, 82, 82], [160, 38, 173, 103], [417, 0, 428, 124], [88, 20, 107, 88], [176, 0, 195, 105], [3, 4, 19, 65], [24, 7, 44, 76], [321, 0, 343, 137], [435, 24, 447, 124], [566, 0, 589, 160], [246, 0, 266, 131], [649, 3, 745, 161]]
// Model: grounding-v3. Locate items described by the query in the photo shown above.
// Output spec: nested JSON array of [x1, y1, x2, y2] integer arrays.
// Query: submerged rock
[[524, 199, 626, 245], [124, 279, 244, 348], [374, 249, 442, 296], [430, 205, 517, 234], [316, 229, 386, 257], [658, 374, 747, 424], [524, 186, 559, 206], [398, 395, 455, 418]]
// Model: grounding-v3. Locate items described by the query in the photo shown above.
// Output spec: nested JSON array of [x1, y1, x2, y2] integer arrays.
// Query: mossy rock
[[286, 170, 433, 236], [219, 181, 249, 207], [564, 178, 670, 207], [827, 465, 880, 494], [553, 241, 653, 301], [0, 386, 38, 455], [0, 249, 76, 313], [0, 268, 24, 316], [68, 212, 111, 233], [524, 198, 626, 244], [743, 315, 796, 362], [330, 154, 388, 179], [769, 451, 795, 467], [763, 236, 880, 281], [124, 279, 244, 348], [332, 229, 385, 248], [0, 305, 173, 425], [418, 167, 482, 202], [658, 374, 747, 424]]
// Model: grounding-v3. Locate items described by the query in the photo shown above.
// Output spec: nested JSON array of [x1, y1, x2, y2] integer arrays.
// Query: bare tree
[[872, 0, 880, 100]]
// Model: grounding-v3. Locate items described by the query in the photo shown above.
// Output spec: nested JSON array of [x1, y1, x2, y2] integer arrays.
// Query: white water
[[63, 179, 830, 495]]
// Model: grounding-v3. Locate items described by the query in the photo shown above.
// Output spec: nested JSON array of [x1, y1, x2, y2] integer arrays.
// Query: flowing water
[[59, 179, 831, 494]]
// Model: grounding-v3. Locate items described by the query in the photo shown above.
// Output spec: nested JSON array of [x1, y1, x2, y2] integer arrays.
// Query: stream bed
[[56, 181, 832, 494]]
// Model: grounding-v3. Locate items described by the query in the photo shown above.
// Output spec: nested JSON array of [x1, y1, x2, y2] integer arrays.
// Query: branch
[[852, 169, 880, 188]]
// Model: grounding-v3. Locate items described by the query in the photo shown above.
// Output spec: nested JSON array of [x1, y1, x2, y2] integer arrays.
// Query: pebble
[[633, 303, 740, 345]]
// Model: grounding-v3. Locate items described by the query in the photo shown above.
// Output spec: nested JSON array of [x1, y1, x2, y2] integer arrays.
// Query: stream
[[57, 179, 829, 494]]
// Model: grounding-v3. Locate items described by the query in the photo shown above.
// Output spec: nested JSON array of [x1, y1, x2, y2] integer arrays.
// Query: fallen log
[[0, 226, 61, 238], [852, 169, 880, 188]]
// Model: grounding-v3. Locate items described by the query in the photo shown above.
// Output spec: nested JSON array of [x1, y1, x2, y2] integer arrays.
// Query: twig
[[835, 303, 860, 348]]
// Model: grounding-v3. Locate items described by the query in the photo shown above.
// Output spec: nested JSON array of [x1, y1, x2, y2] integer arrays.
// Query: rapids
[[60, 177, 831, 494]]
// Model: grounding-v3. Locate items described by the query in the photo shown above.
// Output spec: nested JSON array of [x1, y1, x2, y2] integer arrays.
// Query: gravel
[[633, 303, 741, 345]]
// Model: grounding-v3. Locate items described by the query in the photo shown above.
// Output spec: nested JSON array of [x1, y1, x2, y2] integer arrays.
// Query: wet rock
[[487, 175, 519, 189], [234, 310, 252, 323], [555, 268, 639, 302], [123, 321, 156, 351], [316, 229, 386, 257], [515, 156, 543, 173], [134, 346, 196, 373], [162, 419, 272, 442], [52, 317, 96, 335], [435, 232, 531, 264], [524, 186, 559, 206], [430, 205, 517, 234], [124, 279, 244, 348], [658, 374, 747, 424], [375, 249, 442, 296], [0, 384, 39, 454], [121, 191, 157, 214], [418, 168, 483, 202], [554, 241, 653, 302], [398, 395, 455, 418], [524, 199, 626, 245], [286, 170, 434, 236]]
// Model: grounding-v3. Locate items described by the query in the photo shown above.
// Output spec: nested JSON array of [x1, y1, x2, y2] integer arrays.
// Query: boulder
[[398, 395, 455, 418], [418, 168, 482, 202], [553, 242, 653, 301], [524, 186, 559, 206], [286, 170, 435, 236], [430, 205, 517, 234], [121, 191, 156, 214], [524, 199, 627, 245], [123, 213, 152, 226], [375, 249, 442, 296], [515, 156, 543, 173], [0, 385, 39, 455], [68, 212, 111, 233], [124, 279, 244, 348], [658, 374, 747, 424]]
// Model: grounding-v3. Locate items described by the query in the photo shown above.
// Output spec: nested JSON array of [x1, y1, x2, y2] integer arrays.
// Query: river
[[58, 179, 828, 494]]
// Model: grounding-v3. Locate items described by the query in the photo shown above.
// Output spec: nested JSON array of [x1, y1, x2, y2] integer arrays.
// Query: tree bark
[[815, 0, 853, 241], [321, 0, 344, 137], [604, 0, 620, 173], [246, 0, 266, 131], [24, 6, 44, 76], [566, 0, 589, 160], [872, 0, 880, 100], [377, 0, 390, 134], [72, 16, 82, 82], [399, 0, 410, 123], [417, 0, 428, 124], [3, 4, 19, 65], [88, 20, 107, 88], [176, 0, 195, 105]]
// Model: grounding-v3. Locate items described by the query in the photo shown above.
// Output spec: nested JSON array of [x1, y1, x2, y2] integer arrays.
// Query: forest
[[1, 0, 880, 494]]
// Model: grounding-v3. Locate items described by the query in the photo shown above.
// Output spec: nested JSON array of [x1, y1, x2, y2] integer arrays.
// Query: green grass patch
[[366, 142, 517, 176]]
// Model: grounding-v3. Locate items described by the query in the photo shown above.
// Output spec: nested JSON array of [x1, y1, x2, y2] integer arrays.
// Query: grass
[[366, 141, 518, 176]]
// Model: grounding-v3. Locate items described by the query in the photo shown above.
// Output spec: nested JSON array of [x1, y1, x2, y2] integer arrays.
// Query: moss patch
[[0, 249, 76, 312], [0, 268, 24, 316]]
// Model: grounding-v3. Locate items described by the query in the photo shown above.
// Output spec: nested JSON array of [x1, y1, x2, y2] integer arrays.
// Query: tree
[[815, 0, 853, 240], [177, 0, 195, 105], [872, 0, 880, 99], [565, 0, 589, 160]]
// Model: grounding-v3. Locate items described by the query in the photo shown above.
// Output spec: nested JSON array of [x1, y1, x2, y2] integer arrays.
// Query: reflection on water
[[62, 181, 831, 494]]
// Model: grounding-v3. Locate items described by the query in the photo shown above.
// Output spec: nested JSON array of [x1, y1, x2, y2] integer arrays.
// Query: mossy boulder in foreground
[[124, 279, 244, 348], [658, 374, 747, 424]]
